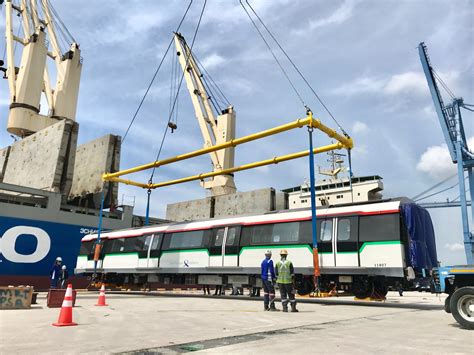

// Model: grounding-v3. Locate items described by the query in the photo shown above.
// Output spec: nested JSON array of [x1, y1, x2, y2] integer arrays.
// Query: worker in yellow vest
[[275, 249, 298, 312]]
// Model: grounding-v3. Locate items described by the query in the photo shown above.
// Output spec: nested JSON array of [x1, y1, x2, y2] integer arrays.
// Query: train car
[[75, 198, 437, 298]]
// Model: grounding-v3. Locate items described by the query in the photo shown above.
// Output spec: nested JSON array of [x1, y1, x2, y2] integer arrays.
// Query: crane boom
[[174, 32, 237, 196], [2, 0, 82, 137], [419, 42, 474, 264]]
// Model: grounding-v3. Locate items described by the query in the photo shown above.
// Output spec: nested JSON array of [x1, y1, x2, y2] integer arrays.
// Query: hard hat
[[62, 265, 67, 270], [280, 249, 288, 255], [264, 250, 272, 256], [56, 257, 62, 262]]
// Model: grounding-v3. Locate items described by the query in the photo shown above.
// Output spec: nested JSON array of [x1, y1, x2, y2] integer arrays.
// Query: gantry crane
[[173, 32, 237, 196], [419, 42, 474, 264], [1, 0, 82, 138]]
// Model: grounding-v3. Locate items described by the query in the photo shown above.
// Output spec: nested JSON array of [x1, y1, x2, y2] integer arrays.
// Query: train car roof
[[81, 197, 409, 242]]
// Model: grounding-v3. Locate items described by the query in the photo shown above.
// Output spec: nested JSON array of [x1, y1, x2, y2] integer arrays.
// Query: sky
[[0, 0, 473, 265]]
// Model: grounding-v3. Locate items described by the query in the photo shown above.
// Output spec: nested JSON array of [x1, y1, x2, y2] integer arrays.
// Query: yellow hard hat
[[280, 249, 288, 255]]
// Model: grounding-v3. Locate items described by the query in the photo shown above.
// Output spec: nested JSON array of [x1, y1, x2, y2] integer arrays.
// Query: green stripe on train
[[239, 244, 313, 256], [100, 241, 401, 258], [319, 241, 401, 255]]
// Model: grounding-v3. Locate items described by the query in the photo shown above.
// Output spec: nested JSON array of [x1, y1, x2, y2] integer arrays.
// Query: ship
[[0, 1, 165, 290]]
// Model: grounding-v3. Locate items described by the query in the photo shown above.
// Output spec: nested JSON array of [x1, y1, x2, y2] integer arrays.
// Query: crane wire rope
[[244, 0, 348, 136], [195, 56, 231, 107], [432, 69, 456, 100], [149, 0, 207, 183], [121, 0, 194, 144], [239, 0, 307, 109], [48, 0, 76, 44], [411, 173, 457, 200], [414, 176, 468, 202]]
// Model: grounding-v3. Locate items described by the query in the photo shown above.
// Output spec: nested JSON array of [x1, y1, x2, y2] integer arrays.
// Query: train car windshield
[[79, 241, 94, 255]]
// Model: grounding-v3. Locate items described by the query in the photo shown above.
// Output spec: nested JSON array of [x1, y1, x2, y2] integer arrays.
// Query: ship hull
[[0, 215, 95, 290]]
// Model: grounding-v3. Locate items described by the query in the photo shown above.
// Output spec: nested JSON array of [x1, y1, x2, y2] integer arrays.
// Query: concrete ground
[[0, 292, 472, 354]]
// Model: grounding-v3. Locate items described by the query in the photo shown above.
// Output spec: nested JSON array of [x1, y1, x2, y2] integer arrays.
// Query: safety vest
[[276, 259, 293, 284]]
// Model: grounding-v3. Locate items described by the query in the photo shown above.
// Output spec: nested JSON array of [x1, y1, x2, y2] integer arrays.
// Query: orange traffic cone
[[95, 284, 108, 306], [52, 284, 77, 327]]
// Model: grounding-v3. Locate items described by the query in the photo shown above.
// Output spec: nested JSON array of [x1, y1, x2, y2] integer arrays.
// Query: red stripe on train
[[84, 209, 400, 241]]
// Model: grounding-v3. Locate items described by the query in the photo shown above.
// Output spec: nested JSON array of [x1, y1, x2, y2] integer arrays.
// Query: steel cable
[[122, 0, 194, 144], [239, 0, 307, 108], [245, 0, 348, 135], [149, 0, 207, 182]]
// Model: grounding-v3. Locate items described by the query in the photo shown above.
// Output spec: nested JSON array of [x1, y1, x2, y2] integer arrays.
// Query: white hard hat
[[56, 257, 62, 262], [264, 250, 272, 256], [62, 265, 67, 270]]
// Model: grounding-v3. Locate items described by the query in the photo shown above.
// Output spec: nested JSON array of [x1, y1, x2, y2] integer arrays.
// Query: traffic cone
[[95, 284, 108, 306], [52, 284, 77, 327]]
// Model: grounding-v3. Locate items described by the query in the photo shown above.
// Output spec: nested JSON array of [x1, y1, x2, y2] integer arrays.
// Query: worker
[[59, 265, 69, 289], [275, 249, 298, 312], [50, 257, 62, 288], [261, 250, 278, 311]]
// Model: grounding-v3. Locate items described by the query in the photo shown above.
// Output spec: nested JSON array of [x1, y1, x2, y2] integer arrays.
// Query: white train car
[[75, 198, 437, 297]]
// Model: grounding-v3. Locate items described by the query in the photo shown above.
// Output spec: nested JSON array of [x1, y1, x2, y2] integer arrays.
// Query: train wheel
[[373, 279, 388, 298], [296, 278, 314, 296], [352, 277, 374, 299]]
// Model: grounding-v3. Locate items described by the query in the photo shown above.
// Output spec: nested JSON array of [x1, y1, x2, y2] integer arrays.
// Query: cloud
[[308, 0, 356, 31], [383, 71, 428, 96], [330, 70, 460, 98], [330, 75, 385, 95], [352, 121, 368, 134], [416, 143, 455, 180], [444, 243, 464, 252], [416, 137, 474, 180], [200, 53, 225, 69]]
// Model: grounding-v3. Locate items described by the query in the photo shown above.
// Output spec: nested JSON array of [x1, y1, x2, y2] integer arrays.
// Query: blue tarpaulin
[[401, 203, 438, 270]]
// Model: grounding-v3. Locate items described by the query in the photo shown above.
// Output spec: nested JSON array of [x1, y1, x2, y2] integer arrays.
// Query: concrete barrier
[[0, 286, 33, 309]]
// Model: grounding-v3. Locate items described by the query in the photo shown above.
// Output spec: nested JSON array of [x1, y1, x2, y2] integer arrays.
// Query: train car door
[[209, 226, 241, 267], [334, 217, 359, 267], [318, 218, 336, 267]]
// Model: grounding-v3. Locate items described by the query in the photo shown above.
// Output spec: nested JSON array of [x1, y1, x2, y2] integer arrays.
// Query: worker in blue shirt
[[50, 257, 62, 288], [261, 250, 279, 311]]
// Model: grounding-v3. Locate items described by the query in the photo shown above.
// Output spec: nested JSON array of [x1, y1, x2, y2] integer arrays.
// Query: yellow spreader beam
[[103, 112, 353, 190]]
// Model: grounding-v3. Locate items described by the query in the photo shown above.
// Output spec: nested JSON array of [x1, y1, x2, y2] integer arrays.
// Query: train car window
[[151, 234, 162, 250], [246, 224, 273, 245], [337, 219, 351, 241], [272, 222, 299, 243], [214, 229, 225, 247], [359, 214, 400, 242], [79, 241, 94, 255], [165, 230, 210, 249], [321, 220, 333, 241], [123, 237, 137, 252], [106, 238, 125, 253], [242, 222, 301, 245], [299, 221, 312, 243], [337, 217, 358, 242], [133, 236, 146, 251], [143, 234, 154, 251], [226, 227, 237, 246]]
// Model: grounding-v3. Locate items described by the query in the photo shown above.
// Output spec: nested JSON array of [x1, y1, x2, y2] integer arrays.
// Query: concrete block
[[166, 197, 213, 221], [0, 146, 10, 181], [3, 120, 78, 193], [213, 188, 276, 218], [68, 134, 121, 208], [0, 286, 33, 309], [275, 191, 288, 210]]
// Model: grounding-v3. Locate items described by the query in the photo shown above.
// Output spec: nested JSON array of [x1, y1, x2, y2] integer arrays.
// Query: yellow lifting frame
[[103, 112, 353, 190]]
